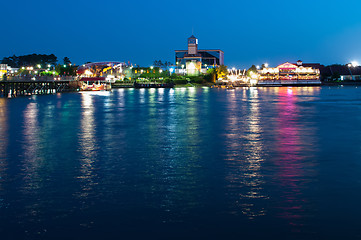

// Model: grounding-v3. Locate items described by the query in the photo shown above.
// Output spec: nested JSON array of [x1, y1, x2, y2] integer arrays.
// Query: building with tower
[[175, 35, 224, 75]]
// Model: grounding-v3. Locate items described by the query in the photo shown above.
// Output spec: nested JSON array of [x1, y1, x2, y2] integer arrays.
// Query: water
[[0, 86, 361, 239]]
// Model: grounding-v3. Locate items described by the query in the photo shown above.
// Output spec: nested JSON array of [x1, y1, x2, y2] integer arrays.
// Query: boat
[[79, 77, 111, 91]]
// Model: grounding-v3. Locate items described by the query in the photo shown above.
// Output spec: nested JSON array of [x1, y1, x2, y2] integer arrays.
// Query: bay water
[[0, 87, 361, 239]]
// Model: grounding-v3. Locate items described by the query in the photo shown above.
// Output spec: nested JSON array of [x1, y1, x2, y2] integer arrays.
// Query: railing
[[3, 76, 77, 82], [258, 80, 321, 85]]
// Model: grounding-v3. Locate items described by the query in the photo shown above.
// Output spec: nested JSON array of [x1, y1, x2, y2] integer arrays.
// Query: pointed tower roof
[[188, 35, 197, 39]]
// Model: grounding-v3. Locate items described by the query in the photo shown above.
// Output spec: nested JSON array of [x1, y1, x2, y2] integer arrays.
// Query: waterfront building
[[0, 64, 7, 79], [257, 61, 321, 85], [175, 35, 224, 75], [77, 61, 127, 82]]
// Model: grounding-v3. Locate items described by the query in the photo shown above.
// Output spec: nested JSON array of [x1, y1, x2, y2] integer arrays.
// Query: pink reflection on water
[[274, 87, 310, 230]]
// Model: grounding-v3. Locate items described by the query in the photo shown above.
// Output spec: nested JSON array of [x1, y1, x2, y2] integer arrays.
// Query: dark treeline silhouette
[[153, 60, 172, 68], [1, 54, 58, 68]]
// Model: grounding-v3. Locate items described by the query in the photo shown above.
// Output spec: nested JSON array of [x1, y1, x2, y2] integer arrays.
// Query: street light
[[347, 63, 354, 80], [265, 63, 269, 68]]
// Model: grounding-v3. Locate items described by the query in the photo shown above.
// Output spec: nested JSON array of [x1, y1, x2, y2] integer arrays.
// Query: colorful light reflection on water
[[0, 87, 361, 239]]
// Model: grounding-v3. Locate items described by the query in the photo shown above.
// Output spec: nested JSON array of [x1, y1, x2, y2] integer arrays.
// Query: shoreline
[[112, 81, 361, 89]]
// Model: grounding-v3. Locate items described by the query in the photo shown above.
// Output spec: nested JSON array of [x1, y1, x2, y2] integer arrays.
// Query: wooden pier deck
[[0, 77, 78, 98]]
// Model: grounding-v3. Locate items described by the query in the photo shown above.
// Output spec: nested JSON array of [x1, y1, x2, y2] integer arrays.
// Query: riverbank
[[322, 81, 361, 86]]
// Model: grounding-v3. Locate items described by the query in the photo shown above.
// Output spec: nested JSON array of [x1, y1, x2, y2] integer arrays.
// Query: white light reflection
[[0, 99, 8, 194], [139, 88, 145, 104], [76, 93, 98, 198], [22, 102, 42, 191], [117, 88, 125, 108], [224, 88, 268, 219], [157, 88, 164, 102]]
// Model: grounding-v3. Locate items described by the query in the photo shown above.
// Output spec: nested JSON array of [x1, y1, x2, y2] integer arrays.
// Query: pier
[[0, 76, 78, 98]]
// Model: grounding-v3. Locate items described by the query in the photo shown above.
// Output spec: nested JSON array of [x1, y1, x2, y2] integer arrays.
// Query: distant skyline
[[1, 0, 361, 68]]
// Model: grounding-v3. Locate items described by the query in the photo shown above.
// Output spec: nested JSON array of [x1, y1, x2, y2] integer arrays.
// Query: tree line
[[1, 54, 73, 68], [1, 54, 58, 68]]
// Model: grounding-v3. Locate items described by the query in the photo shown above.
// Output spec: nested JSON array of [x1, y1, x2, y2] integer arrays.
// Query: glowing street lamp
[[37, 64, 41, 68], [256, 65, 260, 70], [150, 66, 154, 70], [347, 63, 354, 80], [265, 63, 269, 68]]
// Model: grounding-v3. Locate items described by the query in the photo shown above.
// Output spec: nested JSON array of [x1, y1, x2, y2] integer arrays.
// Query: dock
[[0, 76, 78, 98]]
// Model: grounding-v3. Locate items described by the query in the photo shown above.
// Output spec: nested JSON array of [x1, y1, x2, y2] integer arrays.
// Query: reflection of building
[[175, 35, 224, 75], [257, 61, 321, 86]]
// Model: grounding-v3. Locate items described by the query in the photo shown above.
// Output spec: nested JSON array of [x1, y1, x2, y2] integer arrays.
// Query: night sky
[[1, 0, 361, 68]]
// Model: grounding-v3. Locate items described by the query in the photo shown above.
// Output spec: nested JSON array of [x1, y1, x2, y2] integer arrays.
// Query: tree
[[164, 61, 172, 67], [331, 72, 340, 80], [206, 68, 217, 83], [247, 65, 258, 77], [48, 54, 58, 66], [1, 55, 17, 67], [153, 60, 173, 68], [216, 65, 228, 80], [63, 57, 71, 65], [1, 54, 58, 68], [153, 60, 162, 67]]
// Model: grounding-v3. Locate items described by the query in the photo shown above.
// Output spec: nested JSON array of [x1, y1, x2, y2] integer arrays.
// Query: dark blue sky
[[1, 0, 361, 68]]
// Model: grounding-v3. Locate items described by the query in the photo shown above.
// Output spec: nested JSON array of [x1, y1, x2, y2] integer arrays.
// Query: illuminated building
[[77, 61, 127, 82], [175, 35, 224, 75], [257, 61, 321, 85], [0, 64, 7, 79]]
